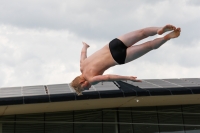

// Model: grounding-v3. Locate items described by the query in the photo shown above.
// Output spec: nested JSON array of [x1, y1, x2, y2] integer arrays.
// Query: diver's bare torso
[[80, 44, 117, 82]]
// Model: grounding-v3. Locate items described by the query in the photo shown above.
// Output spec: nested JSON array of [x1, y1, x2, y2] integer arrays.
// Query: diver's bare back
[[81, 44, 117, 81]]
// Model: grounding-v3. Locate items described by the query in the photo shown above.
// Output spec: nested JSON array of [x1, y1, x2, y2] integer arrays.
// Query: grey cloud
[[187, 0, 200, 6], [0, 67, 6, 85], [0, 0, 177, 40], [177, 46, 200, 68], [1, 1, 132, 32], [0, 26, 83, 86], [134, 41, 200, 68]]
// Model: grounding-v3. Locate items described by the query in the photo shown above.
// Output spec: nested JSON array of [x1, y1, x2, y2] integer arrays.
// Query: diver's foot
[[157, 24, 176, 35], [164, 28, 181, 40], [82, 42, 90, 48]]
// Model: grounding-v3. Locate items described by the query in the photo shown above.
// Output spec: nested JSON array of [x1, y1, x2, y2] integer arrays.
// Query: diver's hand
[[128, 76, 142, 82]]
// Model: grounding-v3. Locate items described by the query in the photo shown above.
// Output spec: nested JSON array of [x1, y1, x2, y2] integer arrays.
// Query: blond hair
[[70, 76, 83, 96]]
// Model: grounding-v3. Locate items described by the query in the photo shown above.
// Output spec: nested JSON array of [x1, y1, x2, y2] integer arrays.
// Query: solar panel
[[182, 78, 200, 85], [22, 85, 46, 96], [123, 80, 160, 88], [163, 79, 200, 87], [93, 81, 119, 91], [47, 84, 72, 94], [145, 79, 180, 88], [123, 78, 200, 89], [0, 87, 22, 98]]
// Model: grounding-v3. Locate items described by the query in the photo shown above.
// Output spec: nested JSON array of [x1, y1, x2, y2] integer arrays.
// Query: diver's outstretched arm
[[80, 42, 90, 64], [89, 74, 142, 84]]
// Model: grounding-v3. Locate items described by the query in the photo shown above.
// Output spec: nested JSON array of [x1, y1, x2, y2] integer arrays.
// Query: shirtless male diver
[[70, 24, 181, 95]]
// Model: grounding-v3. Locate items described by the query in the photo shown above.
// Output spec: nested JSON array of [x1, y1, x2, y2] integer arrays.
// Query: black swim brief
[[109, 38, 127, 64]]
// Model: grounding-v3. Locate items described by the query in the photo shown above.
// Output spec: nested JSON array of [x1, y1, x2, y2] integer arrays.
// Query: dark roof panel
[[24, 95, 49, 104], [49, 93, 75, 102], [0, 97, 23, 105], [76, 91, 100, 100], [117, 81, 150, 96]]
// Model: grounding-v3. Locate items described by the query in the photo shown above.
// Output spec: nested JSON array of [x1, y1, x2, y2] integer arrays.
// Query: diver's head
[[70, 75, 91, 95]]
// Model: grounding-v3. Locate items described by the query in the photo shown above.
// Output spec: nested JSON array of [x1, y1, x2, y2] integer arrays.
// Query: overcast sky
[[0, 0, 200, 87]]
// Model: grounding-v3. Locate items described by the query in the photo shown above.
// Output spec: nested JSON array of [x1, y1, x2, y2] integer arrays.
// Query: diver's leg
[[118, 24, 176, 47], [125, 28, 181, 63]]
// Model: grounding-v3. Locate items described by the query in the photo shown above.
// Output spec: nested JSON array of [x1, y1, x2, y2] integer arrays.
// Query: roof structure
[[0, 78, 200, 115]]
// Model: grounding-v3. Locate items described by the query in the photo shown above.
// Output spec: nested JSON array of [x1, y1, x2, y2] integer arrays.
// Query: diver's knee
[[146, 41, 155, 50], [140, 29, 148, 38], [148, 41, 161, 50]]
